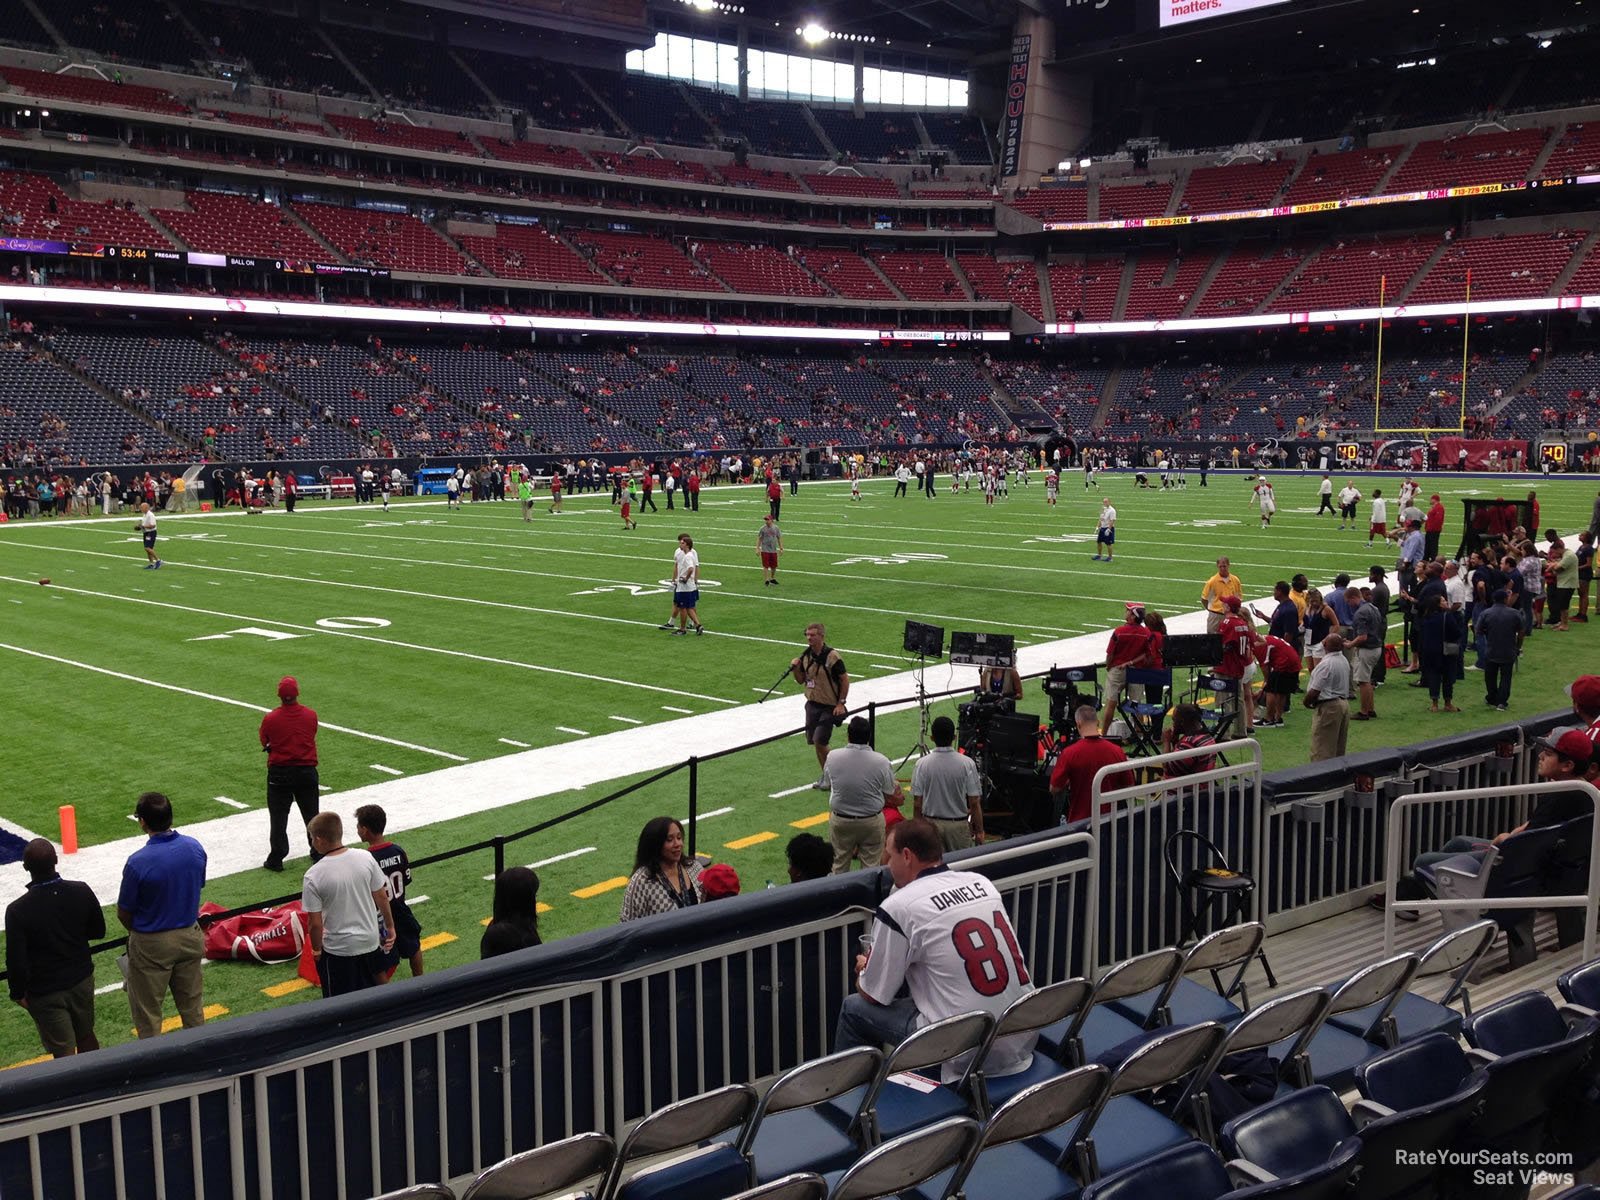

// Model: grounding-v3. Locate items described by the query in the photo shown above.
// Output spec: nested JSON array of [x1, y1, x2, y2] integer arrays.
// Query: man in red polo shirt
[[258, 676, 320, 872], [1423, 494, 1446, 562], [767, 476, 783, 520], [1255, 633, 1303, 728], [1050, 705, 1136, 824], [1215, 596, 1262, 736], [1100, 602, 1154, 734]]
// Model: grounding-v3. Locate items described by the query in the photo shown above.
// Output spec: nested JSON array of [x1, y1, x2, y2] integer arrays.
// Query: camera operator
[[979, 665, 1023, 702], [791, 623, 850, 789]]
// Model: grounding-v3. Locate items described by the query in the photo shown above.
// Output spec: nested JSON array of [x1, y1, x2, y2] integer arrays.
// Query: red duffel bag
[[200, 901, 308, 964]]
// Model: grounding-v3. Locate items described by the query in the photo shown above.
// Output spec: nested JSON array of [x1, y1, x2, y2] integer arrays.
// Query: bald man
[[5, 839, 105, 1057]]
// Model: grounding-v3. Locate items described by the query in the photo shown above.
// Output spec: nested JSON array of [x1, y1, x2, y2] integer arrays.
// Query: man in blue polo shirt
[[117, 792, 208, 1039]]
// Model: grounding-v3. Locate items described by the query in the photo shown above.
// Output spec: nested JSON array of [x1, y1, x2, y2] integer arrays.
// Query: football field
[[0, 468, 1595, 1064]]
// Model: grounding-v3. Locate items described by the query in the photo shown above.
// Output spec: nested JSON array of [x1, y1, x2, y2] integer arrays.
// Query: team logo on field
[[831, 552, 949, 566]]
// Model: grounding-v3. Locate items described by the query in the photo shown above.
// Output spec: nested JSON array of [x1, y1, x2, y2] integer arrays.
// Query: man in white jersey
[[136, 502, 161, 569], [1045, 469, 1059, 507], [1093, 497, 1117, 562], [1316, 474, 1335, 517], [1338, 482, 1361, 530], [834, 819, 1036, 1080], [1368, 488, 1389, 548], [1252, 476, 1276, 527]]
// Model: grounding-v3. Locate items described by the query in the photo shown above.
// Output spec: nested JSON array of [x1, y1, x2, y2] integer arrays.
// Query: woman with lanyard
[[980, 665, 1023, 702], [619, 817, 703, 922]]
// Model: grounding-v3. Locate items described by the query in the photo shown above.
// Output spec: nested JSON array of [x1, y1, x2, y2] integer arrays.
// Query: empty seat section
[[1101, 364, 1225, 438], [325, 114, 477, 156], [204, 109, 331, 136], [871, 251, 961, 301], [1563, 240, 1600, 296], [720, 165, 806, 193], [1193, 246, 1307, 317], [811, 110, 921, 163], [803, 174, 902, 199], [993, 362, 1109, 426], [1268, 234, 1440, 312], [1539, 123, 1600, 179], [456, 224, 603, 284], [1097, 180, 1173, 221], [694, 90, 826, 158], [1282, 149, 1397, 205], [479, 139, 595, 172], [1123, 252, 1216, 321], [184, 5, 364, 96], [693, 242, 828, 297], [591, 151, 720, 185], [600, 71, 714, 147], [0, 172, 172, 246], [1049, 259, 1123, 321], [920, 112, 993, 164], [958, 256, 1043, 319], [1177, 160, 1292, 215], [1408, 230, 1585, 303], [568, 229, 725, 292], [0, 66, 186, 115], [1221, 358, 1368, 436], [0, 343, 184, 465], [1009, 188, 1088, 223], [153, 192, 327, 259], [291, 203, 468, 274], [322, 24, 488, 114], [1383, 128, 1550, 192], [795, 250, 897, 300]]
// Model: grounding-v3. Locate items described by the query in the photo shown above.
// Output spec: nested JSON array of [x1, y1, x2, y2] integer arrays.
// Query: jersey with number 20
[[860, 865, 1037, 1081]]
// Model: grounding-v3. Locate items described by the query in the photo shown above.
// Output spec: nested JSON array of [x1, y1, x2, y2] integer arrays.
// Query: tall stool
[[1164, 829, 1276, 990]]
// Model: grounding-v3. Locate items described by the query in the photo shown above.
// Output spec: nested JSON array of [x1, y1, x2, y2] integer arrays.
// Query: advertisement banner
[[1160, 0, 1288, 27], [1000, 34, 1031, 180]]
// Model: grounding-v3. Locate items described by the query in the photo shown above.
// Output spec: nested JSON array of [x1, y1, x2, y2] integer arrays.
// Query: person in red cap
[[1215, 595, 1261, 736], [1569, 675, 1600, 749], [697, 863, 741, 902], [258, 677, 320, 872], [1100, 602, 1154, 734]]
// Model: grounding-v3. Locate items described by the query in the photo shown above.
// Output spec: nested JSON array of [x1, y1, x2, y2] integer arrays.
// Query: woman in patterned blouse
[[619, 817, 703, 922]]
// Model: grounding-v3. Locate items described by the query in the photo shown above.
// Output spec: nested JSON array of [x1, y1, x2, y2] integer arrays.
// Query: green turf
[[0, 469, 1595, 1065]]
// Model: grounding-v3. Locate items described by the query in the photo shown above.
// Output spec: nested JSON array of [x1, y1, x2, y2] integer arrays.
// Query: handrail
[[1381, 779, 1600, 959]]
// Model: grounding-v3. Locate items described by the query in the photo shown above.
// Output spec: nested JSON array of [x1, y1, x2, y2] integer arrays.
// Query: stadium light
[[801, 21, 828, 44], [1539, 38, 1554, 47]]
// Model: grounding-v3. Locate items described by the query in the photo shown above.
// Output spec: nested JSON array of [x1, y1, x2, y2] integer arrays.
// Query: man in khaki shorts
[[823, 717, 902, 873], [912, 716, 984, 850]]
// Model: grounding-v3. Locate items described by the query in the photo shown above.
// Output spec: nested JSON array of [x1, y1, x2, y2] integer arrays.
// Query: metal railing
[[1381, 779, 1600, 960]]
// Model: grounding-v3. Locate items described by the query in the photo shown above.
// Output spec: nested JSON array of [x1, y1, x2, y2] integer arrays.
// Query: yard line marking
[[263, 979, 315, 998], [790, 812, 832, 828], [556, 726, 590, 736], [214, 795, 249, 810], [609, 715, 644, 725], [498, 737, 532, 748], [0, 568, 742, 706], [870, 663, 900, 670], [319, 785, 332, 792], [94, 981, 123, 995], [408, 895, 430, 905], [418, 932, 457, 951], [531, 847, 597, 869], [371, 764, 403, 776], [770, 783, 821, 799], [572, 876, 629, 899], [152, 1005, 228, 1034], [726, 831, 777, 850], [126, 814, 141, 822], [682, 806, 734, 822], [0, 641, 468, 762], [661, 705, 693, 714]]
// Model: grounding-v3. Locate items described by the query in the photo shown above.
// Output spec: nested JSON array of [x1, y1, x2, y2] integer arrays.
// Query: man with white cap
[[259, 676, 321, 872]]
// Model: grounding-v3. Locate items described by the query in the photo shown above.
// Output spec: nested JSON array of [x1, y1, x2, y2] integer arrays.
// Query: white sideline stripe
[[371, 764, 404, 776], [661, 706, 693, 714], [498, 738, 532, 748], [214, 796, 249, 810], [0, 567, 741, 707], [0, 641, 468, 762], [769, 783, 819, 798], [408, 895, 430, 905], [683, 806, 734, 822], [488, 846, 598, 879], [556, 726, 590, 736], [94, 982, 123, 995], [609, 715, 644, 725]]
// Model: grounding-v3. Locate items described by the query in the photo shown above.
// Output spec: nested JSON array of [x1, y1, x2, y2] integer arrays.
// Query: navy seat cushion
[[980, 1052, 1068, 1111], [750, 1107, 861, 1183], [1032, 1095, 1192, 1178], [1272, 1026, 1387, 1090], [617, 1144, 750, 1200], [870, 1076, 973, 1140], [1038, 1006, 1149, 1062], [1108, 979, 1244, 1029], [907, 1139, 1088, 1200], [1328, 993, 1461, 1043]]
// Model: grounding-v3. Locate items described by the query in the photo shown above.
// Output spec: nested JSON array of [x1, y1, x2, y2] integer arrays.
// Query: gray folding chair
[[1108, 924, 1266, 1030], [975, 977, 1094, 1112], [843, 1010, 995, 1146], [1217, 986, 1332, 1097], [461, 1130, 615, 1200], [1328, 919, 1495, 1043], [741, 1046, 883, 1182], [941, 1066, 1112, 1200], [828, 1116, 983, 1200], [1036, 948, 1186, 1066], [1272, 952, 1419, 1090], [727, 1173, 828, 1200], [598, 1083, 761, 1200], [373, 1186, 457, 1200]]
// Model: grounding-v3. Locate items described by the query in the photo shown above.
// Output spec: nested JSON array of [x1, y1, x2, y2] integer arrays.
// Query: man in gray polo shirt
[[1349, 590, 1386, 721], [823, 717, 902, 873], [912, 716, 983, 850]]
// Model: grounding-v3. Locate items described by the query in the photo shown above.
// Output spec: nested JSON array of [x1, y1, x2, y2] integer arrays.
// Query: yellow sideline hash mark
[[263, 978, 315, 998], [726, 832, 778, 850], [572, 877, 629, 899], [790, 812, 831, 829], [418, 933, 457, 952]]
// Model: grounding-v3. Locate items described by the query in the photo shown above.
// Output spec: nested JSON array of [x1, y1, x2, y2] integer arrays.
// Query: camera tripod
[[898, 652, 934, 768]]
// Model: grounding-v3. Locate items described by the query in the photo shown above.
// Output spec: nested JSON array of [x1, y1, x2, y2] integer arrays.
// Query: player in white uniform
[[834, 819, 1037, 1081], [983, 467, 997, 506], [850, 468, 861, 502], [1338, 483, 1361, 530], [1015, 456, 1029, 488], [1368, 490, 1389, 547], [136, 503, 161, 569], [1252, 477, 1277, 527], [1398, 478, 1418, 510], [1045, 469, 1059, 506]]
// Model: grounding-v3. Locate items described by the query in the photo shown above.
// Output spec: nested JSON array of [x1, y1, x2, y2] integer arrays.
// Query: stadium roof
[[727, 0, 1021, 57]]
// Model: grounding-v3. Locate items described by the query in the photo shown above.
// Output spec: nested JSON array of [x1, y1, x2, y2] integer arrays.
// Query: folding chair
[[597, 1084, 760, 1200], [1192, 673, 1241, 741], [969, 977, 1094, 1112], [1108, 923, 1266, 1030], [1082, 1138, 1361, 1200], [1416, 824, 1562, 967], [1033, 948, 1185, 1065], [1268, 953, 1419, 1091], [725, 1175, 827, 1200], [742, 1047, 882, 1183], [827, 1116, 982, 1200], [1118, 668, 1173, 758], [1165, 833, 1276, 988], [374, 1187, 457, 1200], [1216, 987, 1333, 1104], [461, 1131, 616, 1200], [1327, 919, 1494, 1044]]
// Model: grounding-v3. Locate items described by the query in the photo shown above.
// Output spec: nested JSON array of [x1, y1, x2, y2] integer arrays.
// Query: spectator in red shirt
[[1160, 703, 1217, 780], [258, 676, 320, 872], [1423, 494, 1446, 562], [1215, 596, 1261, 736], [1050, 705, 1136, 824], [685, 468, 700, 512], [1101, 603, 1155, 734], [1256, 634, 1303, 728], [767, 478, 783, 520]]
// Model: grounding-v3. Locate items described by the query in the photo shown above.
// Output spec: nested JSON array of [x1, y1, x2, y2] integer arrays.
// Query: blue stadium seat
[[1327, 920, 1494, 1045], [820, 1011, 993, 1147], [724, 1174, 827, 1200], [1417, 824, 1564, 968], [1035, 949, 1185, 1065], [826, 1116, 982, 1200], [461, 1131, 615, 1200], [598, 1084, 759, 1200], [1081, 1138, 1360, 1200], [1221, 1076, 1487, 1200], [1268, 953, 1418, 1090], [1557, 955, 1600, 1014], [974, 978, 1094, 1112], [742, 1047, 881, 1183], [1213, 987, 1332, 1112], [1107, 924, 1265, 1030]]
